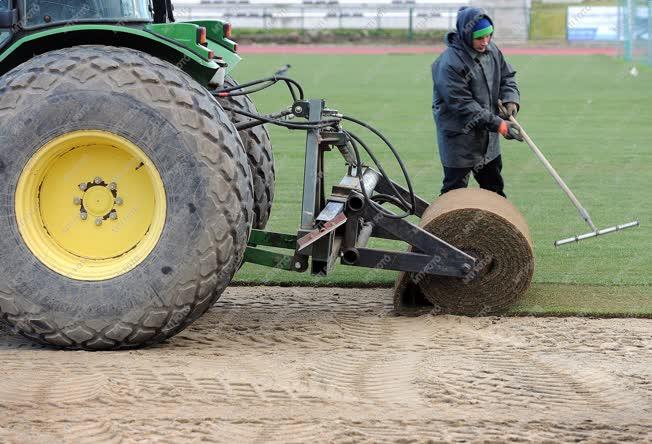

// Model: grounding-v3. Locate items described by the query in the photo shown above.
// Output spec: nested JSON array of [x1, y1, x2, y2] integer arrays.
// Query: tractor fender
[[0, 24, 240, 85]]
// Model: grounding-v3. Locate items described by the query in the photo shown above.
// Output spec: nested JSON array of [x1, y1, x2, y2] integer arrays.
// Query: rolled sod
[[398, 188, 535, 315]]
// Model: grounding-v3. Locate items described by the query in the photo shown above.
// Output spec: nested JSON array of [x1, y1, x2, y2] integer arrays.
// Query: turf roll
[[415, 188, 535, 315]]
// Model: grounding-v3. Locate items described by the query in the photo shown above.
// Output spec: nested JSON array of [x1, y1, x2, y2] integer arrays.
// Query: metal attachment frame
[[243, 98, 477, 279]]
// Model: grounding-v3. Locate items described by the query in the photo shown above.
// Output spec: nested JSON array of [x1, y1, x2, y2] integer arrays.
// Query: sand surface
[[1, 286, 650, 443]]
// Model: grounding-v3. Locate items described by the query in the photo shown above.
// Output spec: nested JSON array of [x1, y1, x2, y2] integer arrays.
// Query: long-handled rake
[[504, 109, 639, 247]]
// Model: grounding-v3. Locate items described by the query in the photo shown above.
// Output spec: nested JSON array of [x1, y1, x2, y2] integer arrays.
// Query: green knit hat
[[472, 18, 493, 39]]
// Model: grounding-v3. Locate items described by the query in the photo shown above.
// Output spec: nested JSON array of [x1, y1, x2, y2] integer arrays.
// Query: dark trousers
[[441, 155, 506, 197]]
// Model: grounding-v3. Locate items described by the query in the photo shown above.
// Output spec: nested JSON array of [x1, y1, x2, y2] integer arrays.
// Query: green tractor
[[0, 0, 275, 348], [0, 1, 536, 350]]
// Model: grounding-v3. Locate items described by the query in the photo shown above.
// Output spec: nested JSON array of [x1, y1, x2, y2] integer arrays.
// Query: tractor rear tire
[[216, 75, 275, 229], [0, 46, 253, 349]]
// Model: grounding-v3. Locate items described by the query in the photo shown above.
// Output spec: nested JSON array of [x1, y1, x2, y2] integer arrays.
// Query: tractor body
[[0, 0, 239, 83]]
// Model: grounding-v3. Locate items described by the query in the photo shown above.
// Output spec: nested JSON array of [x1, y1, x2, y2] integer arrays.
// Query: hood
[[445, 7, 494, 51]]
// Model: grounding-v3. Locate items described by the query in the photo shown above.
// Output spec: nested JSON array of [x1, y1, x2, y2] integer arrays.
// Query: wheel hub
[[79, 181, 118, 218], [15, 130, 167, 281]]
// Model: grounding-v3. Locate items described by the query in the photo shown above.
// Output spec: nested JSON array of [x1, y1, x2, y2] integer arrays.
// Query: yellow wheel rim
[[16, 130, 167, 281]]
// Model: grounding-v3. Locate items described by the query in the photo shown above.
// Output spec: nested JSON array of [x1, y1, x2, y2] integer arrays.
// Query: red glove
[[498, 120, 524, 142]]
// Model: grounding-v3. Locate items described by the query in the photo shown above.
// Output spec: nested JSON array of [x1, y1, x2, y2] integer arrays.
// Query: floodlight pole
[[624, 0, 633, 61], [648, 0, 652, 65]]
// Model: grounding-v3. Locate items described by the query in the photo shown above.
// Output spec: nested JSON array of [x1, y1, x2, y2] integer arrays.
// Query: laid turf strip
[[509, 283, 652, 317], [229, 281, 651, 318], [229, 53, 651, 315]]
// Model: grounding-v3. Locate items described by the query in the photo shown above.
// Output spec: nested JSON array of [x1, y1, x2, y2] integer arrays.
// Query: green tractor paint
[[0, 0, 240, 83]]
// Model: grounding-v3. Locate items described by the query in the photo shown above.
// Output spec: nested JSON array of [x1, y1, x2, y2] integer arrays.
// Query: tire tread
[[0, 46, 254, 349], [216, 75, 275, 229]]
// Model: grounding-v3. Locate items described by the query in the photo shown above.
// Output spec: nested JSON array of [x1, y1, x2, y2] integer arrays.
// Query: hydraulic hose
[[216, 74, 416, 219], [221, 105, 339, 130], [345, 131, 414, 219], [213, 75, 304, 102], [342, 115, 417, 218]]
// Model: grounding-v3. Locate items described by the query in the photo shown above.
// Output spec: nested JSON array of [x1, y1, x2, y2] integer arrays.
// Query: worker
[[432, 7, 523, 198]]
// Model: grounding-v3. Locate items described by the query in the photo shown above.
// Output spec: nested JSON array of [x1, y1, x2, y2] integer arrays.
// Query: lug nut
[[109, 182, 117, 191], [293, 106, 303, 115], [94, 177, 103, 185], [79, 183, 88, 191], [73, 197, 81, 205], [80, 212, 88, 220], [115, 197, 123, 205], [95, 217, 103, 226], [294, 261, 302, 270], [109, 212, 117, 220]]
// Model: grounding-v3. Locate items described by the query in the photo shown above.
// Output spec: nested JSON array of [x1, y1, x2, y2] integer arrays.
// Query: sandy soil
[[0, 286, 650, 443]]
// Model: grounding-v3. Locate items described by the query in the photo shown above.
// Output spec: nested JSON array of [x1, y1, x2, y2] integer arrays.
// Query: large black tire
[[0, 46, 253, 349], [216, 75, 274, 229]]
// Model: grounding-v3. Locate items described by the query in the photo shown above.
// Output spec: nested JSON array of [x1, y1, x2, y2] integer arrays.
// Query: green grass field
[[228, 53, 651, 314]]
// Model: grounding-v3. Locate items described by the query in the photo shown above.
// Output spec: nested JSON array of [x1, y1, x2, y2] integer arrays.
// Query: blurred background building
[[174, 0, 650, 64]]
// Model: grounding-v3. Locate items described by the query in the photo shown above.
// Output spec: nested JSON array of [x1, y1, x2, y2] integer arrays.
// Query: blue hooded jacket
[[432, 7, 520, 168]]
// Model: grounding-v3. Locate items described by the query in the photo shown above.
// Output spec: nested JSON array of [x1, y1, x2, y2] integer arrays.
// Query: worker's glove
[[498, 101, 519, 120], [498, 120, 524, 142]]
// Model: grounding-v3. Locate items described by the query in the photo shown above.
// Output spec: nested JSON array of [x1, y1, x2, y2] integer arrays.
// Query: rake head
[[555, 221, 640, 247]]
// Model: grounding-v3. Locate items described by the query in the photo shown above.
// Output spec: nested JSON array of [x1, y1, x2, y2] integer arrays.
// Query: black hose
[[213, 75, 304, 102], [215, 77, 270, 92], [344, 131, 412, 219], [371, 193, 410, 210], [276, 76, 305, 100], [344, 131, 366, 194], [219, 80, 276, 97], [235, 109, 294, 131], [221, 105, 338, 130], [345, 130, 413, 214], [216, 74, 416, 219], [342, 115, 417, 216], [283, 79, 298, 102]]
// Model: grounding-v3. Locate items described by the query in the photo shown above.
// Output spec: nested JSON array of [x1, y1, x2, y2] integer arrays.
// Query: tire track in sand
[[0, 287, 650, 442], [304, 310, 431, 406], [416, 315, 651, 419], [0, 369, 108, 407]]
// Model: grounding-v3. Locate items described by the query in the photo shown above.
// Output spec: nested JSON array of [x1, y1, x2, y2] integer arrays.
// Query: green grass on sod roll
[[228, 53, 652, 316]]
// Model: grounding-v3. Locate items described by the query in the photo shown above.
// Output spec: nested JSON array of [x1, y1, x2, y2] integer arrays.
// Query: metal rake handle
[[509, 115, 598, 232]]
